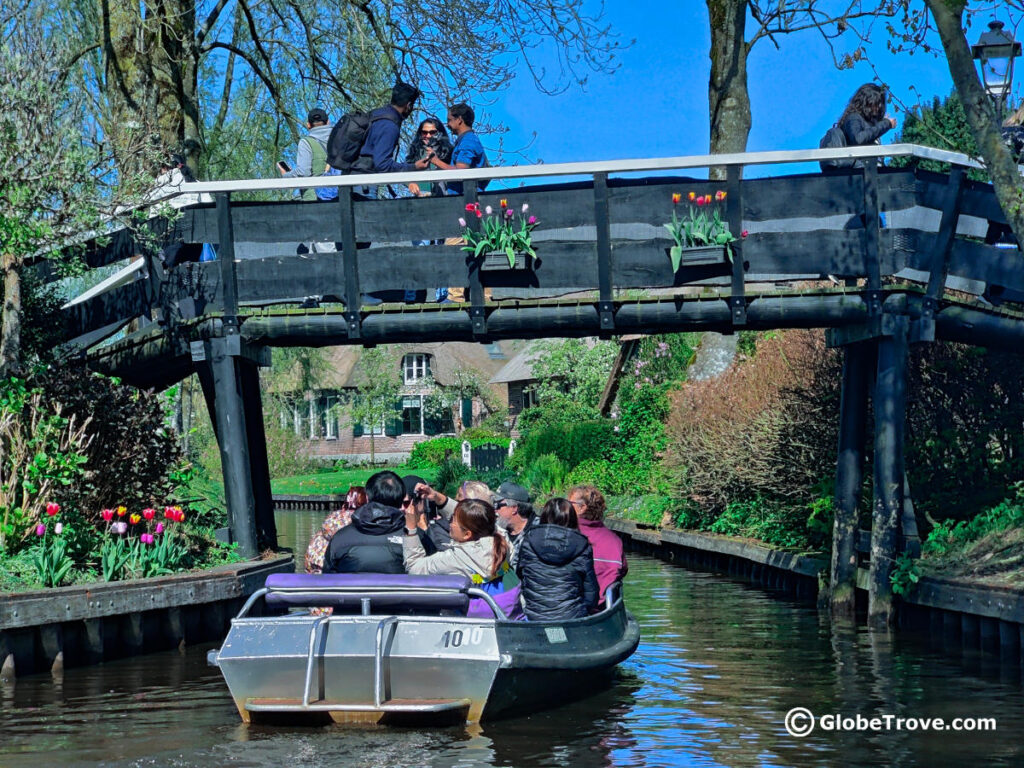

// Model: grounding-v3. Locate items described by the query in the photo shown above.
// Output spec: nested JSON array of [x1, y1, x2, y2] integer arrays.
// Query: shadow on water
[[0, 510, 1020, 766]]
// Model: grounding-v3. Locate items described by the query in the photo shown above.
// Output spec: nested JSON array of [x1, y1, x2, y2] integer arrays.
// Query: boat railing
[[234, 573, 509, 621], [603, 581, 625, 613]]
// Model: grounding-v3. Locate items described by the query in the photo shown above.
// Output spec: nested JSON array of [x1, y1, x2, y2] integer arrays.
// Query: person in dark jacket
[[515, 497, 598, 621], [322, 471, 406, 574], [838, 83, 897, 164]]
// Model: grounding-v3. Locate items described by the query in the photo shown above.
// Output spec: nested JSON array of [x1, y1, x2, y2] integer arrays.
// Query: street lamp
[[972, 20, 1021, 118]]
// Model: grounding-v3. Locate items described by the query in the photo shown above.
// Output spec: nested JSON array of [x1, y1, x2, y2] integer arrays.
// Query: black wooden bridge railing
[[47, 144, 1024, 628]]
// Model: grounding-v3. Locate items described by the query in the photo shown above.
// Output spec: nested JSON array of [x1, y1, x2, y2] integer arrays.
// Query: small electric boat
[[208, 573, 640, 724]]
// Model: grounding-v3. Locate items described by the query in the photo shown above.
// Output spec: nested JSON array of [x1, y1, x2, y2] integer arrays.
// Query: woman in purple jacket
[[568, 485, 627, 608]]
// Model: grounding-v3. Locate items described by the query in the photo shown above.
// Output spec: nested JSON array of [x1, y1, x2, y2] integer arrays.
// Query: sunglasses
[[420, 129, 438, 136]]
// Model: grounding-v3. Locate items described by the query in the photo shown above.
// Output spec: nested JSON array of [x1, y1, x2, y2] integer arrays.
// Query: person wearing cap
[[278, 107, 333, 201], [493, 481, 535, 567]]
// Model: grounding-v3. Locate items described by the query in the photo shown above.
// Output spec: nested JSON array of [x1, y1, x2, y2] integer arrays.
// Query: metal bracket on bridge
[[463, 186, 488, 338], [726, 166, 746, 327], [594, 173, 615, 334]]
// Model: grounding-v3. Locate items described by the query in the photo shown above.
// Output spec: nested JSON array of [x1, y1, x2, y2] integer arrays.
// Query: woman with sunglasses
[[403, 497, 509, 593], [405, 118, 452, 198]]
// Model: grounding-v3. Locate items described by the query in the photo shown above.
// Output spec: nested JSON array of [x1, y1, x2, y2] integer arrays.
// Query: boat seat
[[264, 573, 473, 615]]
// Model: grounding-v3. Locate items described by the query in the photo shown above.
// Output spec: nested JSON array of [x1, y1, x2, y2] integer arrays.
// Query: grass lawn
[[271, 465, 438, 495]]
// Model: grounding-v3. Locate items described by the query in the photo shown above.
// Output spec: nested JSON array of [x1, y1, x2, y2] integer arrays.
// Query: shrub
[[407, 435, 511, 470], [516, 420, 614, 471], [521, 454, 568, 496]]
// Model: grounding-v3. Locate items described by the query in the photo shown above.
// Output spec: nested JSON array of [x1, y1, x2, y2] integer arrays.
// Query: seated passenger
[[515, 498, 598, 621], [403, 498, 508, 592], [416, 479, 493, 518], [402, 474, 453, 555], [493, 481, 535, 567], [323, 471, 406, 574], [569, 484, 627, 607], [305, 485, 367, 574]]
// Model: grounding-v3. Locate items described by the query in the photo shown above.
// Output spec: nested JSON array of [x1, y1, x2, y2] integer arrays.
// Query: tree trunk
[[926, 0, 1024, 246], [0, 253, 22, 377], [707, 0, 751, 180]]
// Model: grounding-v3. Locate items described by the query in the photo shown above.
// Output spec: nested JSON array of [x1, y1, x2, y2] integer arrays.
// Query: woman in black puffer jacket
[[838, 83, 897, 165], [515, 498, 599, 621]]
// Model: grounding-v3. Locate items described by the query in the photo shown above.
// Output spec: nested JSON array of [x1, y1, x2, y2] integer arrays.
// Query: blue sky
[[459, 2, 991, 168]]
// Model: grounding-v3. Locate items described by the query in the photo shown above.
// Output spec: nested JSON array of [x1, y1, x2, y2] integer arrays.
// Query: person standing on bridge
[[837, 83, 897, 167], [277, 107, 333, 201]]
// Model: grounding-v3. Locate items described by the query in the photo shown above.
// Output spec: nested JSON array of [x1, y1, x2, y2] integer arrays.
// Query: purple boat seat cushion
[[264, 572, 473, 613]]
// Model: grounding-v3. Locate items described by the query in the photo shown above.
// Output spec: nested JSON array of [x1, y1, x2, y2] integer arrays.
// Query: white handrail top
[[174, 143, 986, 197]]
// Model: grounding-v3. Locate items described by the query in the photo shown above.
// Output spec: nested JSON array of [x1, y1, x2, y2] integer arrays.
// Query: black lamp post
[[971, 20, 1021, 119]]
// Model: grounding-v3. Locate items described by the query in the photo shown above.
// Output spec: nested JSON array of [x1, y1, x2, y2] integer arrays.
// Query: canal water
[[1, 509, 1022, 766]]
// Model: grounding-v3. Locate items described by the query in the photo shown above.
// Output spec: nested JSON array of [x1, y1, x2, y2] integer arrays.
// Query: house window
[[308, 399, 317, 439], [319, 393, 339, 440], [522, 386, 539, 410], [402, 395, 423, 435], [403, 353, 432, 384]]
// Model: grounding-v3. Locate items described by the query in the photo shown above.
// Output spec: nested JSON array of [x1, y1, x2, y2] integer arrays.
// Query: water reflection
[[0, 509, 1019, 767]]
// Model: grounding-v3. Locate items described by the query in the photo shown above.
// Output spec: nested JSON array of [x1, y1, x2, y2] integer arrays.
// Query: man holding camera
[[278, 107, 333, 201]]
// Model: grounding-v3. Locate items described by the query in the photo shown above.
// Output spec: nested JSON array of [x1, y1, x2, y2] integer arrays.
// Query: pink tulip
[[505, 209, 513, 218], [458, 217, 467, 227], [527, 215, 537, 225], [141, 533, 154, 545], [36, 524, 46, 536], [46, 502, 60, 517], [741, 230, 749, 238], [155, 523, 165, 534], [55, 522, 63, 535]]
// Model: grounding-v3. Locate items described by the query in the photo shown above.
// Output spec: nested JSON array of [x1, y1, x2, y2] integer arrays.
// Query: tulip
[[464, 203, 477, 212], [704, 194, 712, 205], [528, 215, 537, 225], [112, 522, 128, 535], [143, 508, 155, 520], [672, 193, 682, 205], [505, 209, 514, 218], [164, 508, 174, 520], [176, 511, 187, 523], [55, 522, 63, 535], [688, 192, 696, 201], [141, 533, 154, 545], [36, 524, 46, 536], [485, 206, 493, 215], [46, 502, 60, 516], [695, 197, 706, 207], [521, 203, 529, 213], [715, 190, 726, 201], [741, 230, 749, 238], [458, 217, 467, 227], [500, 199, 508, 208], [155, 523, 165, 534], [116, 506, 127, 517], [475, 210, 482, 219], [101, 508, 114, 522], [130, 514, 141, 525]]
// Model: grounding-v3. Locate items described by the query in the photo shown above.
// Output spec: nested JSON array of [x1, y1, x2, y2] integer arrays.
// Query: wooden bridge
[[52, 144, 1024, 627]]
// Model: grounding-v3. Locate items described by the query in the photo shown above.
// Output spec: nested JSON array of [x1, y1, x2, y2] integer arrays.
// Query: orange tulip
[[500, 199, 508, 208], [129, 514, 141, 525], [672, 193, 682, 205], [715, 190, 726, 201], [704, 194, 712, 205], [688, 192, 696, 201]]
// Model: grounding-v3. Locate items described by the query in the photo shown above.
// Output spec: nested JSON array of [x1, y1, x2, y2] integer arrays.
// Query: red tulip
[[101, 508, 114, 522], [164, 507, 175, 520], [465, 203, 478, 212], [46, 502, 60, 516], [741, 230, 749, 238], [176, 511, 186, 523], [715, 190, 726, 201], [695, 197, 706, 207], [143, 508, 155, 521]]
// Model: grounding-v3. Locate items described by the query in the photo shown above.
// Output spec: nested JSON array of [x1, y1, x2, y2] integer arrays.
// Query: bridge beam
[[831, 340, 873, 618], [868, 315, 909, 630]]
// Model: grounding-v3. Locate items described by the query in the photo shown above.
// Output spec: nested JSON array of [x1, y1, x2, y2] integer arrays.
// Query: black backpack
[[819, 122, 855, 171], [326, 110, 401, 172]]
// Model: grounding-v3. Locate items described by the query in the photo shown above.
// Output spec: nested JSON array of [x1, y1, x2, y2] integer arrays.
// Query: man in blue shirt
[[354, 82, 432, 175], [429, 102, 488, 195]]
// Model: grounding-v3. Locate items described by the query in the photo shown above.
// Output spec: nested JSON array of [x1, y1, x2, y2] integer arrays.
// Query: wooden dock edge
[[607, 518, 1024, 661], [0, 555, 293, 678]]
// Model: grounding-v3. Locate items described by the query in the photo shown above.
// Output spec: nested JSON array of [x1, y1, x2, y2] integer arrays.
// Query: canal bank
[[0, 555, 293, 678], [607, 518, 1024, 663]]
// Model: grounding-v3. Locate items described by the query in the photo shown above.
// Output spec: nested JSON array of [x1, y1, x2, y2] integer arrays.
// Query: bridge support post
[[195, 337, 261, 558], [868, 316, 909, 630], [238, 354, 277, 551], [831, 340, 873, 617]]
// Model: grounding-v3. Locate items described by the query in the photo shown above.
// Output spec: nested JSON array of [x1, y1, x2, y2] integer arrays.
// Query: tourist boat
[[208, 572, 640, 724]]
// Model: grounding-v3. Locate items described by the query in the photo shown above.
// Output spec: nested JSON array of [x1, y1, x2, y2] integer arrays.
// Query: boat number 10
[[440, 627, 484, 648]]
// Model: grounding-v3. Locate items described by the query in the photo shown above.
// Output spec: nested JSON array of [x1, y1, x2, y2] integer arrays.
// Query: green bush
[[521, 454, 568, 496], [407, 435, 511, 470], [516, 420, 614, 472], [432, 456, 517, 498]]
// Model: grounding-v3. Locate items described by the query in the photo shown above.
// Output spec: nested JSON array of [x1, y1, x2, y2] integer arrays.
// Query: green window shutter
[[353, 421, 365, 437], [424, 412, 441, 436], [461, 398, 473, 429], [385, 400, 402, 436]]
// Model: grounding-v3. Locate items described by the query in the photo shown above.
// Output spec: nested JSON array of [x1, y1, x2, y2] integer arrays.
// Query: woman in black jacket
[[515, 498, 599, 621], [839, 83, 897, 157]]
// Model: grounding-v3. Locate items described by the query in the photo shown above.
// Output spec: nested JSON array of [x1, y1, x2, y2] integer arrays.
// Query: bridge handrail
[[169, 143, 987, 199]]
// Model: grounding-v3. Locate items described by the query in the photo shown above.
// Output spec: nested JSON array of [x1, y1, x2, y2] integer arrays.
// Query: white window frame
[[403, 353, 431, 384], [402, 394, 424, 435], [323, 394, 339, 440]]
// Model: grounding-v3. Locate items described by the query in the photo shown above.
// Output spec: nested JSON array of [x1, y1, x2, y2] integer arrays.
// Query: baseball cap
[[495, 482, 530, 505], [402, 474, 427, 498], [307, 107, 329, 124]]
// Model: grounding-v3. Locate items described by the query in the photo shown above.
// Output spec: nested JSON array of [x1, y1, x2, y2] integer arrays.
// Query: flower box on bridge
[[667, 244, 729, 269], [479, 250, 536, 271]]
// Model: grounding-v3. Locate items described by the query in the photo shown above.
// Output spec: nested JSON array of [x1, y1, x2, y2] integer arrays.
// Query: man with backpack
[[326, 82, 431, 183], [278, 107, 333, 200]]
